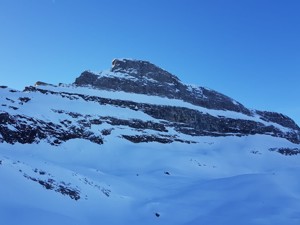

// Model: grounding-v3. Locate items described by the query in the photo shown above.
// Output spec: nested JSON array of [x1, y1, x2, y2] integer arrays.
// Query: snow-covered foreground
[[1, 135, 300, 225]]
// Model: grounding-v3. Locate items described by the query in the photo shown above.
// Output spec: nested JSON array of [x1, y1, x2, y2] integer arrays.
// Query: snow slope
[[1, 134, 300, 225], [1, 80, 300, 225], [34, 84, 289, 130]]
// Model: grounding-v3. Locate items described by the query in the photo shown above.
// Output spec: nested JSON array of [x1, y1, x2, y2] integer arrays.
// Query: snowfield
[[1, 135, 300, 225], [1, 82, 300, 225]]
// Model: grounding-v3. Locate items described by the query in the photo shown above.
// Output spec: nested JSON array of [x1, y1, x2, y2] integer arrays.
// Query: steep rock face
[[73, 58, 300, 143], [1, 59, 300, 145], [14, 85, 299, 144], [75, 59, 251, 115], [256, 110, 300, 130], [0, 112, 103, 145]]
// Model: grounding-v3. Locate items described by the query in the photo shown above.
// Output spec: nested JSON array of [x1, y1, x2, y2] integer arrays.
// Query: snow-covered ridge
[[35, 84, 294, 133], [2, 82, 298, 146], [1, 57, 300, 145], [75, 59, 254, 116], [1, 59, 300, 225]]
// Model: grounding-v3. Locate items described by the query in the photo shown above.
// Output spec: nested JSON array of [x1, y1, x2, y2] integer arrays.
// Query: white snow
[[1, 83, 300, 225], [0, 135, 300, 225], [6, 124, 17, 131], [34, 85, 294, 133]]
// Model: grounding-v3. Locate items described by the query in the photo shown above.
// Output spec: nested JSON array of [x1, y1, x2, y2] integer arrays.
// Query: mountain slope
[[0, 59, 300, 225], [1, 59, 299, 146]]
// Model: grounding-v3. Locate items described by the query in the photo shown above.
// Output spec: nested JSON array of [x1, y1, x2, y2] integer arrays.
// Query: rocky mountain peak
[[111, 58, 180, 84], [74, 59, 251, 115], [2, 63, 300, 225], [1, 58, 300, 146]]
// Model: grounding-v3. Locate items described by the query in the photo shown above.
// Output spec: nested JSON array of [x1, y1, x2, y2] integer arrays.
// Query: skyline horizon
[[0, 0, 299, 125], [2, 56, 300, 126]]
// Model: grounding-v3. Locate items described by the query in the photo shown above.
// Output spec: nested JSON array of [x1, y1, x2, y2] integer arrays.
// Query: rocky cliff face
[[1, 59, 300, 146], [75, 59, 251, 114]]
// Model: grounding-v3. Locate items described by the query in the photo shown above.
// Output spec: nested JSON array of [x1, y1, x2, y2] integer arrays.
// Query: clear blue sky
[[0, 0, 299, 125]]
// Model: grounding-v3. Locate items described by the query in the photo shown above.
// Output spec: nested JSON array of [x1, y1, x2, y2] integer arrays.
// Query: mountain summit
[[73, 58, 299, 144], [0, 58, 299, 146], [1, 59, 300, 225], [75, 59, 250, 114]]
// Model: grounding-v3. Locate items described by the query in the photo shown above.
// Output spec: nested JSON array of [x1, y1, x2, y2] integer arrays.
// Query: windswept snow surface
[[1, 135, 300, 225]]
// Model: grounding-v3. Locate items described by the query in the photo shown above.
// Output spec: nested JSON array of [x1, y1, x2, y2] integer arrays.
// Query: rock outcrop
[[75, 59, 251, 115], [0, 58, 299, 145]]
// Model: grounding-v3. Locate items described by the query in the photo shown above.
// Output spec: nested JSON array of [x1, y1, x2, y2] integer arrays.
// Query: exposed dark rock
[[122, 134, 196, 144], [101, 188, 111, 197], [21, 86, 300, 144], [19, 97, 31, 103], [6, 98, 15, 103], [74, 71, 98, 86], [122, 135, 173, 144], [101, 129, 113, 136], [2, 59, 300, 145], [8, 106, 18, 110], [269, 148, 300, 156], [256, 110, 300, 130], [57, 185, 81, 200], [24, 174, 81, 200], [35, 81, 56, 87], [0, 112, 103, 145], [74, 59, 251, 115]]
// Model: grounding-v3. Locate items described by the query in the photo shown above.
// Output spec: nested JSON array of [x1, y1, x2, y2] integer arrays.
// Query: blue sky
[[0, 0, 299, 124]]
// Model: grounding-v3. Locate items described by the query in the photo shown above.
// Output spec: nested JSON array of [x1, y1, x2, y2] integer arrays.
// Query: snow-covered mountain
[[1, 59, 300, 225]]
